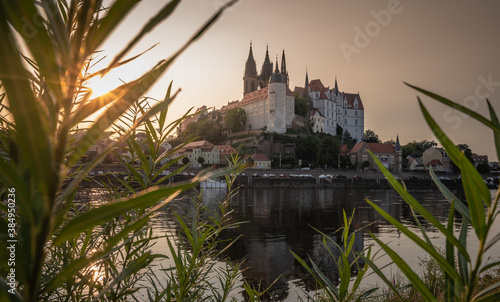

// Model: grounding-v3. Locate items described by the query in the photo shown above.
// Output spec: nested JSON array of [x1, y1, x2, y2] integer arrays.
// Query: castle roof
[[220, 100, 240, 111], [307, 79, 329, 99], [240, 87, 268, 106], [342, 93, 364, 110]]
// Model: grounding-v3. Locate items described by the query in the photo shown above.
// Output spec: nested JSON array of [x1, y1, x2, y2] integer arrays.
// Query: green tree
[[296, 135, 321, 163], [294, 93, 310, 117], [317, 136, 340, 167], [237, 143, 248, 155], [182, 156, 190, 165], [197, 156, 205, 165], [362, 129, 381, 143], [224, 107, 247, 132], [476, 162, 490, 174], [457, 143, 474, 163]]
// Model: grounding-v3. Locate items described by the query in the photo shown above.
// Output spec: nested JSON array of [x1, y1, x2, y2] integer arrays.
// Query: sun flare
[[85, 74, 122, 99]]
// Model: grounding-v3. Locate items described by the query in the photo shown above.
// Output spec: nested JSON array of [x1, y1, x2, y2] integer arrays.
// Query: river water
[[77, 186, 500, 301]]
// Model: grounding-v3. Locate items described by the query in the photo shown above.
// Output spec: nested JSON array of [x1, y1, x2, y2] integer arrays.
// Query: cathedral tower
[[243, 41, 258, 96], [258, 45, 273, 89]]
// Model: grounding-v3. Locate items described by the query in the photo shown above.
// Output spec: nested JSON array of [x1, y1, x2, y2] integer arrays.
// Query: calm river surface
[[78, 186, 500, 301]]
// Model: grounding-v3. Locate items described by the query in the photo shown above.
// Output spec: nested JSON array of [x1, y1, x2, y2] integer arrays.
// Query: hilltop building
[[293, 75, 364, 141], [239, 42, 365, 137]]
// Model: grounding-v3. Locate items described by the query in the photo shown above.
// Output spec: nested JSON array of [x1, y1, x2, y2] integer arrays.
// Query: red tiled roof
[[349, 142, 365, 154], [342, 93, 364, 110], [293, 86, 306, 97], [340, 144, 350, 155], [349, 142, 396, 154], [307, 79, 328, 99], [366, 143, 395, 154], [220, 100, 240, 111], [179, 140, 216, 152], [240, 87, 268, 106], [251, 153, 270, 161], [216, 145, 237, 154], [471, 153, 488, 161]]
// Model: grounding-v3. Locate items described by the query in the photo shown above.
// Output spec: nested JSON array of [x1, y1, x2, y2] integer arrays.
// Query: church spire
[[305, 68, 309, 87], [244, 41, 257, 77], [281, 49, 289, 86], [259, 44, 273, 88], [243, 41, 258, 95], [334, 76, 339, 96], [395, 134, 402, 151]]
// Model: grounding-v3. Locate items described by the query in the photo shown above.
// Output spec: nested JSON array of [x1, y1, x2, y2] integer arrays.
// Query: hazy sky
[[95, 0, 500, 161]]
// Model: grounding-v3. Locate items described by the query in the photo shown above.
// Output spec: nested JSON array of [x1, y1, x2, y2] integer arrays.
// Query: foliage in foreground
[[0, 0, 237, 301], [361, 84, 500, 301]]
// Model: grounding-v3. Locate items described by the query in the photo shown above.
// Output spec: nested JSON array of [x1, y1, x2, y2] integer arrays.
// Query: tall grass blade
[[53, 182, 194, 246], [369, 150, 470, 261], [418, 100, 490, 239], [487, 99, 500, 174], [405, 82, 500, 135], [370, 234, 437, 301], [366, 198, 462, 283]]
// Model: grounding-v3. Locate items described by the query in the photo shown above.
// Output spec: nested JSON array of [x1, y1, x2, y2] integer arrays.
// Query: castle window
[[355, 119, 358, 125]]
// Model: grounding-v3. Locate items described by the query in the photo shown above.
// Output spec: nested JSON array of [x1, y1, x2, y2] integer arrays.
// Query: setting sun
[[85, 74, 123, 99]]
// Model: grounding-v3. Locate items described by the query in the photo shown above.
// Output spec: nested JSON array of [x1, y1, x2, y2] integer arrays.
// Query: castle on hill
[[180, 42, 365, 141], [236, 42, 364, 141]]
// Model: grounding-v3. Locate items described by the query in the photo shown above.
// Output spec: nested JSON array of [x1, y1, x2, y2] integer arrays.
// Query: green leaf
[[406, 83, 500, 136], [487, 99, 500, 173], [445, 202, 456, 301], [369, 150, 470, 262], [359, 250, 405, 301], [418, 100, 490, 239], [458, 219, 470, 285], [53, 182, 195, 246], [370, 234, 438, 301], [430, 168, 471, 222], [366, 198, 463, 283], [102, 0, 181, 76], [86, 0, 140, 55], [0, 8, 54, 198]]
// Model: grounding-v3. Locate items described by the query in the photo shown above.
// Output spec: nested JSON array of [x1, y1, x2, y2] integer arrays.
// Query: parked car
[[336, 174, 347, 179], [252, 173, 260, 177], [353, 175, 362, 179], [409, 175, 419, 180], [279, 173, 287, 178]]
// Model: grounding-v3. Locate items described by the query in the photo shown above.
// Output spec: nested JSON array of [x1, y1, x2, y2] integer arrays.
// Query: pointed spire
[[275, 55, 279, 73], [305, 68, 309, 87], [280, 49, 289, 86], [244, 40, 257, 77], [281, 49, 287, 75], [395, 134, 402, 151], [334, 76, 339, 96]]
